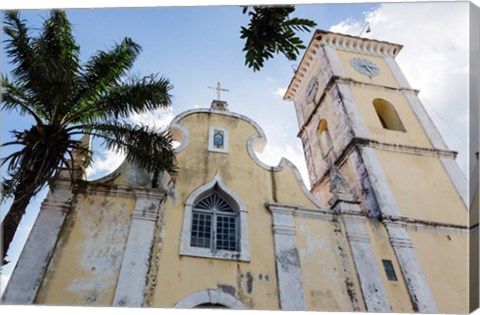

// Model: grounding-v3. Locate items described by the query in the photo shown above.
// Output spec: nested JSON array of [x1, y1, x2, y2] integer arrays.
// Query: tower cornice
[[309, 137, 459, 196], [284, 30, 403, 101]]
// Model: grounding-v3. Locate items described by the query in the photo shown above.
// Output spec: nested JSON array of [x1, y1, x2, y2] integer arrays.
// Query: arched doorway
[[174, 289, 246, 309]]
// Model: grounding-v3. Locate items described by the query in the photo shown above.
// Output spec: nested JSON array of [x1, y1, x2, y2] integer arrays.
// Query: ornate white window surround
[[180, 172, 250, 261]]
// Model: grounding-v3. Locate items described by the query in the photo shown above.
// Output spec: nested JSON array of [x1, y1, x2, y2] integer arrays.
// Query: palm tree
[[1, 10, 177, 264]]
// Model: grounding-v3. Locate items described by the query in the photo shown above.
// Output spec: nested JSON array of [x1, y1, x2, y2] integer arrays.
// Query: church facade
[[2, 31, 472, 313]]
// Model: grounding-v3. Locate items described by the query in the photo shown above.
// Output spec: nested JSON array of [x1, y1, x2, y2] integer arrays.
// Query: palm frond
[[90, 121, 177, 176], [65, 74, 173, 124], [69, 37, 142, 117], [35, 10, 80, 122], [3, 10, 81, 122], [3, 11, 35, 84], [1, 75, 47, 124], [240, 6, 316, 71]]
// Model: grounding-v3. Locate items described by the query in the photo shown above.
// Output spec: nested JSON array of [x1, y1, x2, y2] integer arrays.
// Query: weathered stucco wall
[[347, 85, 433, 149], [335, 50, 401, 88], [36, 192, 136, 305], [295, 216, 365, 311], [148, 110, 324, 309], [408, 230, 469, 313], [375, 150, 467, 224], [365, 221, 413, 312]]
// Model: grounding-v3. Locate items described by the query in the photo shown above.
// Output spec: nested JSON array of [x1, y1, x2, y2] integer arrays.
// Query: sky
[[0, 0, 474, 310]]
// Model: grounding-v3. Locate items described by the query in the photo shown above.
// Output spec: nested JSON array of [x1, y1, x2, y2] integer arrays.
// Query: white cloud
[[87, 108, 176, 179], [274, 87, 287, 98], [86, 148, 126, 179], [129, 108, 175, 132], [0, 274, 10, 297], [329, 2, 469, 176], [257, 143, 310, 188], [329, 18, 364, 35]]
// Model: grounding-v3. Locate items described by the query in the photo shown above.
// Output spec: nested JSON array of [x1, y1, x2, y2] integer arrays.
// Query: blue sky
[[0, 1, 472, 304]]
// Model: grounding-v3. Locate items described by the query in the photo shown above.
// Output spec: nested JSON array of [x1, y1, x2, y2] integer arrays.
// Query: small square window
[[382, 259, 398, 281]]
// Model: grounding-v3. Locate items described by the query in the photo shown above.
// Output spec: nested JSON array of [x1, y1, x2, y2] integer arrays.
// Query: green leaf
[[240, 6, 316, 71]]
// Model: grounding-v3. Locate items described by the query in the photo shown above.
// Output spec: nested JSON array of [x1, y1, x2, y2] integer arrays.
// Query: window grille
[[191, 191, 239, 252]]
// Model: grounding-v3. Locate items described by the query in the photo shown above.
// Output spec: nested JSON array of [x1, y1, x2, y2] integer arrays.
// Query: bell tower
[[284, 30, 469, 313], [284, 30, 467, 219]]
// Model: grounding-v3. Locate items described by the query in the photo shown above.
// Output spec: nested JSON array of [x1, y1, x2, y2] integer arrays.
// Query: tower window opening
[[372, 98, 406, 132], [317, 119, 334, 157]]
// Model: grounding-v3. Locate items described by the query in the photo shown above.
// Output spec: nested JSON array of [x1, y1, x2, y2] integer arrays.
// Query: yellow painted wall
[[36, 193, 136, 305], [366, 221, 414, 312], [409, 230, 469, 313], [150, 111, 322, 309], [376, 150, 467, 225], [295, 217, 365, 311], [336, 50, 401, 89], [348, 85, 433, 148]]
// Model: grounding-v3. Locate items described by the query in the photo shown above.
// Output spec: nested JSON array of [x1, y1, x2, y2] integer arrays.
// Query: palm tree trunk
[[2, 181, 33, 265]]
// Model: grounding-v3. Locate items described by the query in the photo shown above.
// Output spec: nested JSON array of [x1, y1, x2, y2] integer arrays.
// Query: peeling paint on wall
[[143, 202, 167, 307], [332, 222, 361, 311]]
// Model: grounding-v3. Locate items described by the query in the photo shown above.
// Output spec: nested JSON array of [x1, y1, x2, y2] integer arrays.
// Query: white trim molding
[[266, 204, 306, 311], [385, 225, 437, 312], [174, 289, 246, 309], [168, 108, 326, 210], [343, 215, 391, 312], [385, 56, 411, 89], [179, 171, 250, 262], [284, 30, 403, 101], [352, 147, 437, 312], [2, 181, 73, 304], [169, 121, 190, 154], [439, 157, 468, 207], [112, 190, 165, 307], [403, 91, 467, 207], [332, 198, 391, 312]]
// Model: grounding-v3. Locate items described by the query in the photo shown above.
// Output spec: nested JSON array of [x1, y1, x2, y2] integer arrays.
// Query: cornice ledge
[[355, 137, 458, 159], [74, 181, 167, 199], [317, 31, 403, 58], [265, 202, 334, 220], [383, 215, 468, 235], [284, 29, 403, 102], [311, 137, 459, 193]]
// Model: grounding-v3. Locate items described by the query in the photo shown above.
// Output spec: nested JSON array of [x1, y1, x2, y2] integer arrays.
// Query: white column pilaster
[[404, 91, 467, 207], [357, 147, 437, 312], [359, 147, 400, 216], [343, 215, 391, 311], [331, 197, 391, 312], [2, 182, 72, 304], [267, 205, 306, 311], [385, 224, 437, 312], [334, 83, 370, 140], [112, 190, 165, 307], [385, 56, 412, 89]]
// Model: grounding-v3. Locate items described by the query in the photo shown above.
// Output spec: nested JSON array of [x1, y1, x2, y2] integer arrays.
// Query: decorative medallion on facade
[[350, 58, 380, 77], [208, 126, 229, 153]]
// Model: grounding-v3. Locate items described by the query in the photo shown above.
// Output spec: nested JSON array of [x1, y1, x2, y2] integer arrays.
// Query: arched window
[[317, 119, 334, 157], [191, 191, 239, 252], [372, 98, 406, 132], [180, 173, 250, 261]]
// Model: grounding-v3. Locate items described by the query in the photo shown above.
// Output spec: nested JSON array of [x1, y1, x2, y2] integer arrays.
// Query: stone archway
[[174, 289, 246, 309]]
